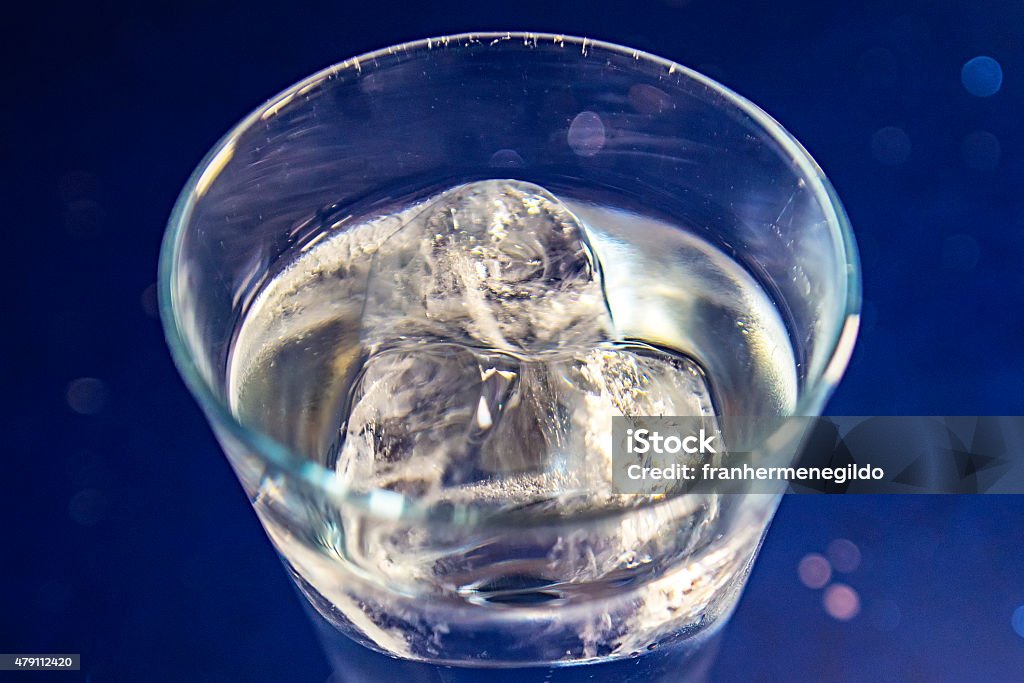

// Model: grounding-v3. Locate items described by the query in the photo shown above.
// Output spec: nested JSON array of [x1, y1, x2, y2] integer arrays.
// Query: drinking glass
[[160, 33, 859, 679]]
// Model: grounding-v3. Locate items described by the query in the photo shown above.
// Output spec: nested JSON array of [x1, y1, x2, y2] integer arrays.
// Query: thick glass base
[[302, 597, 724, 683]]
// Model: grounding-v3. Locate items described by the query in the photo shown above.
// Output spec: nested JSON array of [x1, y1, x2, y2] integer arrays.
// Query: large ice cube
[[536, 342, 718, 493], [336, 341, 716, 506], [362, 180, 613, 354], [340, 179, 716, 508], [336, 343, 521, 495]]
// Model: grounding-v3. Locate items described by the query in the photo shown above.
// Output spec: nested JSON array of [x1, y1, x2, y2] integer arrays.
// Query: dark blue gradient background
[[3, 1, 1024, 681]]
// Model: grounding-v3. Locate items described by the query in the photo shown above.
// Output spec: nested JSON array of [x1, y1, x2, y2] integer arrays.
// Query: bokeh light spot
[[488, 149, 525, 168], [58, 170, 100, 203], [141, 283, 159, 318], [64, 199, 104, 237], [827, 538, 862, 573], [68, 488, 108, 526], [961, 131, 1000, 171], [629, 84, 672, 114], [870, 126, 911, 166], [66, 377, 108, 415], [798, 553, 832, 589], [1012, 605, 1024, 639], [823, 583, 861, 621], [961, 56, 1002, 97], [568, 111, 606, 157]]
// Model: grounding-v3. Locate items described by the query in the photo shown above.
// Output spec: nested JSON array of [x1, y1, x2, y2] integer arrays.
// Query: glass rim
[[159, 31, 862, 525]]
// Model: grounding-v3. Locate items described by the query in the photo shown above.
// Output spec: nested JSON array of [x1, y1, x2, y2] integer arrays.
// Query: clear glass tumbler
[[160, 33, 859, 678]]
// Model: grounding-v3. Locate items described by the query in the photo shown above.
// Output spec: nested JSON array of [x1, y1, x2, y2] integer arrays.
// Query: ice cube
[[362, 180, 614, 354], [337, 340, 716, 506], [538, 342, 718, 493], [334, 340, 720, 599], [336, 343, 523, 495]]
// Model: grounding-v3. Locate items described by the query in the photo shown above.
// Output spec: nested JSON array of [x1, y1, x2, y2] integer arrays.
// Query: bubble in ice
[[362, 180, 614, 354]]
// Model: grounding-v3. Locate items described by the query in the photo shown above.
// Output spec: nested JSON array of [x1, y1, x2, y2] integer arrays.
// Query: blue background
[[4, 1, 1024, 680]]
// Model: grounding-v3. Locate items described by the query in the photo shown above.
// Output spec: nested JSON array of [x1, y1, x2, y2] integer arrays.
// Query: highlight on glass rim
[[12, 4, 1024, 682]]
